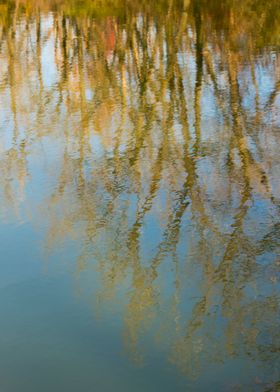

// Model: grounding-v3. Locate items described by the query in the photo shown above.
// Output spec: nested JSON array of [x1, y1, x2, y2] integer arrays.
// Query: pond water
[[0, 0, 280, 391]]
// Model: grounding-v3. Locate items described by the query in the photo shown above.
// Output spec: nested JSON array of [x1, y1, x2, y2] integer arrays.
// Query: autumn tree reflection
[[0, 0, 280, 386]]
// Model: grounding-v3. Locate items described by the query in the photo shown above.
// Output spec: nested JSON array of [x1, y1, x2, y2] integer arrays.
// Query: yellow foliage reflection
[[0, 0, 280, 387]]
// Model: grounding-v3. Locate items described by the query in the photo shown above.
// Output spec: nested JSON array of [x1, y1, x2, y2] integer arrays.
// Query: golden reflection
[[0, 0, 280, 387]]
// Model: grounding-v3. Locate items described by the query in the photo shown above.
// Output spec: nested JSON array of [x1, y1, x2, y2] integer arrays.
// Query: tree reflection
[[0, 0, 280, 388]]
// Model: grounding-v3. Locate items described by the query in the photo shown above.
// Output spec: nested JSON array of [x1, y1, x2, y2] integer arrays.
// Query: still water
[[0, 0, 280, 390]]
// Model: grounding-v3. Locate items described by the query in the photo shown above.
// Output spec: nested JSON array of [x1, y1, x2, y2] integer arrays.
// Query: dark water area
[[0, 0, 280, 390]]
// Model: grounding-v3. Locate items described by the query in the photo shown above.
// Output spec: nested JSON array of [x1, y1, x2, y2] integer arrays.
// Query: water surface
[[0, 0, 280, 391]]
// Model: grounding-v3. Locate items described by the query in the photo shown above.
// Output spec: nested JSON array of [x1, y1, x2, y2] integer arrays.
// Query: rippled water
[[0, 1, 280, 391]]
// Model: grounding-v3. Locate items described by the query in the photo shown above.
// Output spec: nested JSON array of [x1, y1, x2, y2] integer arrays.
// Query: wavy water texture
[[0, 1, 280, 391]]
